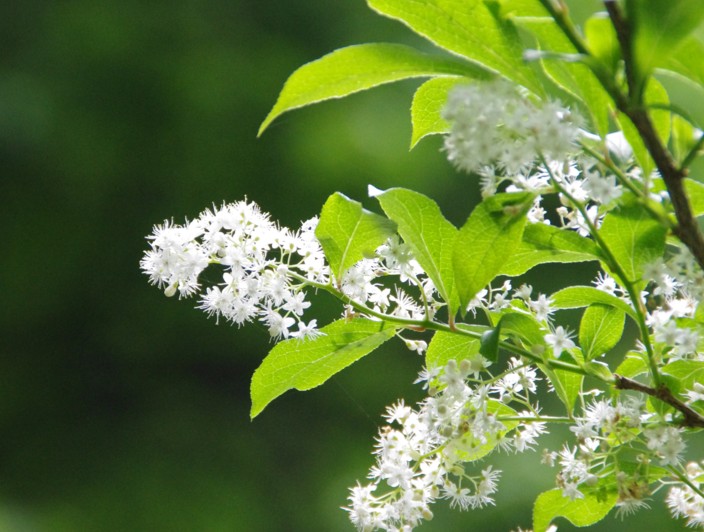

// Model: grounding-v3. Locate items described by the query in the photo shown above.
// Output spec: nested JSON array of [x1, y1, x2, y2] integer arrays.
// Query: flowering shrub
[[142, 0, 704, 530]]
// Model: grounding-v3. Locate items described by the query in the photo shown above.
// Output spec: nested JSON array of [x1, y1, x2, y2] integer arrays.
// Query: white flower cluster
[[543, 396, 689, 518], [644, 250, 704, 362], [346, 358, 546, 531], [667, 461, 704, 528], [140, 200, 328, 340], [442, 80, 580, 177]]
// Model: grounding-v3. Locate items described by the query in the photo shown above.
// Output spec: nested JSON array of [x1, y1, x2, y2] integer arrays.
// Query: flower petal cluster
[[140, 201, 328, 340]]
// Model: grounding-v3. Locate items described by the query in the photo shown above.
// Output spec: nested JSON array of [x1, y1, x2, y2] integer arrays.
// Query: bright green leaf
[[410, 76, 466, 148], [615, 352, 649, 379], [500, 222, 599, 277], [258, 43, 482, 135], [551, 286, 638, 321], [599, 202, 667, 287], [425, 330, 481, 369], [579, 304, 625, 360], [662, 360, 704, 392], [250, 318, 396, 418], [316, 192, 397, 284], [533, 489, 617, 532], [374, 187, 459, 314], [453, 400, 519, 461], [663, 35, 704, 87], [499, 312, 545, 347], [453, 193, 530, 309], [684, 178, 704, 217], [585, 13, 620, 75], [367, 0, 543, 94], [540, 362, 583, 414]]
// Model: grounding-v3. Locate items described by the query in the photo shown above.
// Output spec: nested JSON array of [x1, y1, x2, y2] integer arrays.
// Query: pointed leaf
[[367, 0, 542, 94], [374, 187, 459, 313], [410, 76, 466, 148], [551, 286, 638, 321], [480, 325, 501, 362], [250, 319, 396, 418], [500, 222, 599, 277], [258, 43, 482, 135], [599, 202, 667, 287], [453, 193, 530, 309], [425, 330, 481, 369], [533, 489, 617, 532], [316, 192, 397, 284], [579, 304, 625, 361], [540, 362, 583, 415]]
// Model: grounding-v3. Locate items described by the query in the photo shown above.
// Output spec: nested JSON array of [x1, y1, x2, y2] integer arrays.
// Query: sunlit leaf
[[533, 489, 617, 532], [250, 319, 396, 418]]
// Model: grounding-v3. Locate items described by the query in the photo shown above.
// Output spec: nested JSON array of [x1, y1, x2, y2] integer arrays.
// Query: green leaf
[[663, 35, 704, 87], [367, 0, 543, 94], [499, 312, 545, 347], [616, 78, 670, 178], [374, 187, 459, 313], [627, 0, 704, 94], [684, 178, 704, 217], [410, 76, 465, 148], [480, 325, 502, 362], [585, 13, 620, 76], [579, 304, 625, 361], [500, 222, 599, 277], [425, 330, 481, 369], [453, 193, 530, 310], [258, 43, 482, 135], [615, 352, 649, 379], [452, 400, 519, 461], [599, 202, 667, 287], [540, 362, 583, 415], [551, 286, 638, 321], [316, 192, 397, 284], [515, 17, 611, 136], [533, 489, 617, 532], [250, 318, 396, 418], [662, 360, 704, 392]]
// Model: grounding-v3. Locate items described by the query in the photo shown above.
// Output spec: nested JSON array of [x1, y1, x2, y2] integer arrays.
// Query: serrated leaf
[[551, 286, 637, 321], [250, 318, 396, 418], [367, 0, 543, 94], [500, 222, 599, 277], [425, 330, 481, 369], [499, 312, 545, 346], [599, 202, 667, 287], [410, 76, 466, 148], [316, 192, 397, 284], [533, 489, 617, 532], [579, 304, 625, 361], [453, 193, 529, 309], [615, 352, 649, 379], [258, 43, 482, 135], [374, 187, 459, 314]]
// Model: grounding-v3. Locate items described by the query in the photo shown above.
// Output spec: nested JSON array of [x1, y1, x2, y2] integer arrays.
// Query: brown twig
[[604, 1, 704, 272], [614, 374, 704, 428]]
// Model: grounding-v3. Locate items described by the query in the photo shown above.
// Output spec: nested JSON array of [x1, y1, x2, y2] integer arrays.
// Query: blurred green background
[[0, 1, 693, 530]]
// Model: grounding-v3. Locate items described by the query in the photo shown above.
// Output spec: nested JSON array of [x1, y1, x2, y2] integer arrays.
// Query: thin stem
[[291, 273, 590, 377], [540, 157, 662, 386], [498, 415, 573, 424], [666, 466, 704, 501], [614, 374, 704, 428]]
